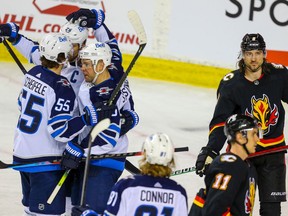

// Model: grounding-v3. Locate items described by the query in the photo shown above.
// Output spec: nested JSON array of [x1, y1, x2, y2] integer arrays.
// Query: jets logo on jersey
[[57, 79, 71, 88], [245, 94, 278, 135], [96, 87, 113, 96]]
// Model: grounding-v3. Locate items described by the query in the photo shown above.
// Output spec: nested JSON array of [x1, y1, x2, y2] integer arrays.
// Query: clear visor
[[241, 127, 263, 139]]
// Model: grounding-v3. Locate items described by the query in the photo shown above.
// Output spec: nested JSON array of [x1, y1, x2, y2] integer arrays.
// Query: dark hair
[[40, 53, 66, 68], [224, 114, 258, 143], [238, 33, 270, 74], [237, 58, 270, 74]]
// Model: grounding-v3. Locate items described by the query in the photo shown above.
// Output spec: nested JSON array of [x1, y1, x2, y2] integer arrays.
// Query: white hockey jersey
[[104, 175, 188, 216], [13, 66, 86, 170], [14, 36, 84, 95]]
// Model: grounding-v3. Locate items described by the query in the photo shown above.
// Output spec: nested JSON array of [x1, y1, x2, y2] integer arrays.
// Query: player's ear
[[235, 132, 245, 144]]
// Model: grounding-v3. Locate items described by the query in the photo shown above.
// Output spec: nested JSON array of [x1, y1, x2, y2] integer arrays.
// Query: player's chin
[[250, 147, 256, 154], [84, 76, 92, 82]]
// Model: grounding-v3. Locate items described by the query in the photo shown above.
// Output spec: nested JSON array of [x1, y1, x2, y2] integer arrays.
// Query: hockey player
[[0, 12, 138, 139], [101, 133, 188, 216], [13, 33, 103, 216], [195, 33, 287, 215], [0, 22, 88, 95], [190, 114, 259, 215], [60, 20, 139, 214]]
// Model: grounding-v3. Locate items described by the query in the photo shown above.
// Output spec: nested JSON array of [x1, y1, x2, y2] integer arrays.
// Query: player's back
[[14, 65, 77, 163], [105, 174, 188, 216]]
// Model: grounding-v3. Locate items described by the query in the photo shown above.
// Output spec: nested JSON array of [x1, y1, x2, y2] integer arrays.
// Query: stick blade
[[90, 118, 111, 141], [128, 10, 147, 45]]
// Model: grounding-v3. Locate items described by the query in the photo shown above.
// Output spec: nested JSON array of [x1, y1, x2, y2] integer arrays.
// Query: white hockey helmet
[[79, 42, 112, 67], [39, 33, 73, 63], [142, 133, 174, 166], [60, 22, 88, 46]]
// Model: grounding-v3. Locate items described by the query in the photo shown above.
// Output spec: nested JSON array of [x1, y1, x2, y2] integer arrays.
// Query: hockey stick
[[47, 118, 111, 204], [107, 10, 147, 106], [172, 166, 196, 176], [169, 145, 288, 176], [80, 118, 111, 206], [107, 10, 147, 175], [2, 38, 27, 74], [248, 145, 288, 158], [0, 147, 189, 170], [47, 169, 71, 204], [125, 146, 190, 175]]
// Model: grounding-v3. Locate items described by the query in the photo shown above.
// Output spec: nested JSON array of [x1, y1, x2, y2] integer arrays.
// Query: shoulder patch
[[271, 63, 284, 69], [223, 72, 234, 81], [57, 78, 71, 88], [220, 154, 237, 162]]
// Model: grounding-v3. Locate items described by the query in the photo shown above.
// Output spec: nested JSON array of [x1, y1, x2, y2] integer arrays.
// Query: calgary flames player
[[195, 33, 287, 216]]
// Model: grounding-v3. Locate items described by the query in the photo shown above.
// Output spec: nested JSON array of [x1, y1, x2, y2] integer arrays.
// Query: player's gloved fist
[[0, 22, 20, 43], [66, 8, 105, 29], [195, 146, 218, 177], [83, 104, 98, 126], [120, 110, 139, 136], [72, 205, 98, 216], [61, 141, 84, 170], [82, 103, 117, 126], [94, 102, 117, 122]]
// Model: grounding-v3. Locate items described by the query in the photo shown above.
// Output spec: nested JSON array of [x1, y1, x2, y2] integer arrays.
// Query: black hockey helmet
[[241, 33, 266, 52], [224, 114, 259, 142]]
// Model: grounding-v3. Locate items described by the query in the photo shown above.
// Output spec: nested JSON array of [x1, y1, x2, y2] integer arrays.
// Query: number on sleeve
[[55, 98, 71, 111], [107, 191, 118, 207], [212, 173, 232, 191]]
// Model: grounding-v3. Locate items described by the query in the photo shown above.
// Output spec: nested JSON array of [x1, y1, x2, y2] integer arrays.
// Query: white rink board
[[0, 63, 287, 215]]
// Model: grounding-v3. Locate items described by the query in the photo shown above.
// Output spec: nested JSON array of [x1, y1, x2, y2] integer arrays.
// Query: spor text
[[226, 0, 288, 26]]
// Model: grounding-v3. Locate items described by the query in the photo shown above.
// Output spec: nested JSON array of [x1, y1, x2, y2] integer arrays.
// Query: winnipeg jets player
[[14, 33, 98, 216], [0, 21, 87, 95], [0, 10, 138, 138], [103, 133, 188, 216], [68, 24, 139, 214]]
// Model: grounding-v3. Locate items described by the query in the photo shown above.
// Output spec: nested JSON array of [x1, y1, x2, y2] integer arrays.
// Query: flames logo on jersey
[[245, 94, 278, 135], [245, 178, 256, 215]]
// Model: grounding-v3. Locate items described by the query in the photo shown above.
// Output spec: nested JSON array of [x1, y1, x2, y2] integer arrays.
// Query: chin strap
[[92, 65, 105, 83], [236, 139, 250, 156]]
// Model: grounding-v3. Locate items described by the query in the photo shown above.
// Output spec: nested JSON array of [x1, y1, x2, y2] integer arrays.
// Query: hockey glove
[[94, 102, 117, 122], [120, 110, 139, 136], [0, 23, 20, 44], [82, 103, 117, 126], [72, 205, 98, 216], [61, 141, 84, 170], [195, 146, 218, 177], [66, 8, 105, 29], [82, 104, 98, 126]]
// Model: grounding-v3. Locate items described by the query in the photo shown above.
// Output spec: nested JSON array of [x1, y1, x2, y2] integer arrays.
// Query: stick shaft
[[47, 170, 70, 204], [0, 147, 188, 170], [3, 39, 27, 74], [248, 145, 288, 158]]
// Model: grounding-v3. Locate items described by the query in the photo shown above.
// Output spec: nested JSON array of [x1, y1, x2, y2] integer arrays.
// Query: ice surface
[[0, 63, 287, 215]]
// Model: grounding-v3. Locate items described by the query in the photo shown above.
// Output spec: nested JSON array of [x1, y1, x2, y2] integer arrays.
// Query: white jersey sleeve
[[14, 35, 41, 65]]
